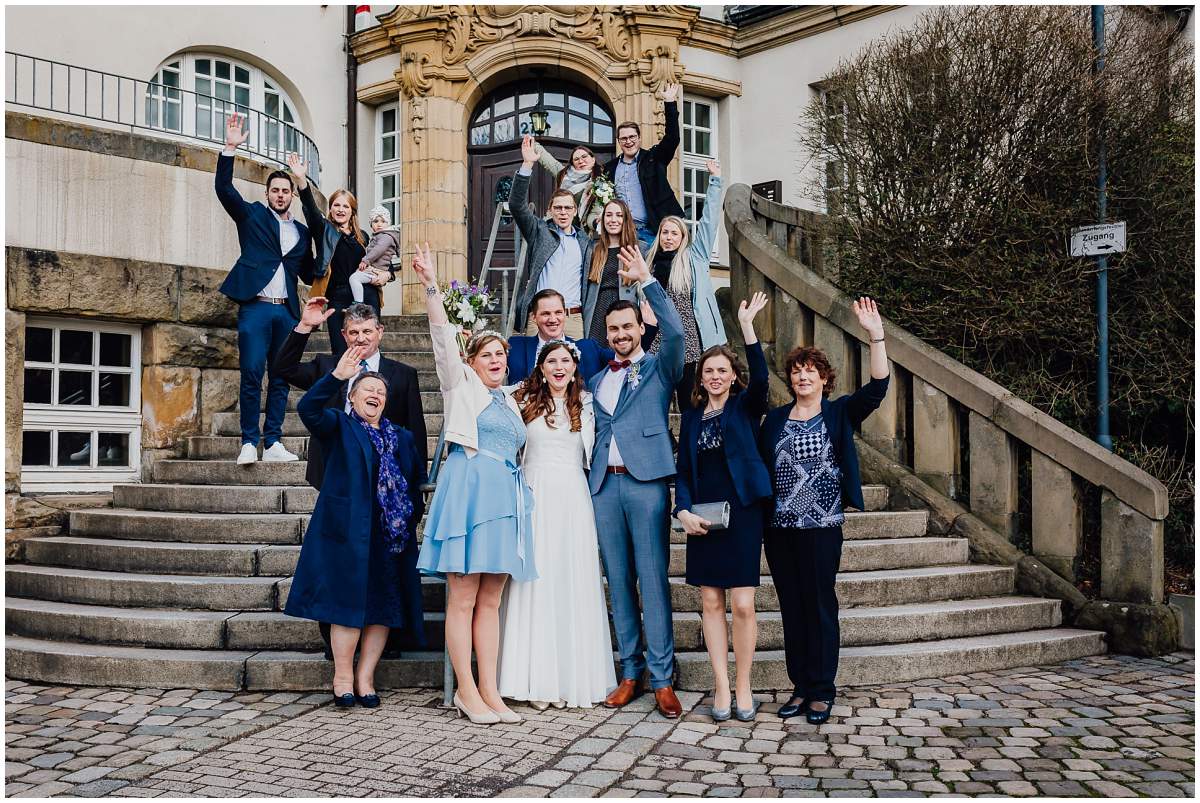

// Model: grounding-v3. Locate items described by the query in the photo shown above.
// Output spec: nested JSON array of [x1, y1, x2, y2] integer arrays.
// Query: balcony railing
[[5, 52, 321, 185]]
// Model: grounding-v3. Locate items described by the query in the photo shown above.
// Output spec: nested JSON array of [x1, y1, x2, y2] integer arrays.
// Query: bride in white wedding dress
[[498, 340, 616, 709]]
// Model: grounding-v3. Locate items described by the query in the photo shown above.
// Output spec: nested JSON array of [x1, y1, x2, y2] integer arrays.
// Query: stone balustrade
[[724, 183, 1169, 612]]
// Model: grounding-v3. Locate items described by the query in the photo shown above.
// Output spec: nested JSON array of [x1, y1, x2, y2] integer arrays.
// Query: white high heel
[[528, 700, 550, 711], [453, 693, 500, 724], [489, 704, 523, 724]]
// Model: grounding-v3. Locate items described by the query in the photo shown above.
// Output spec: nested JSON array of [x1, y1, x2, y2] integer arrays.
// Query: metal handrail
[[5, 51, 321, 185], [478, 200, 532, 339]]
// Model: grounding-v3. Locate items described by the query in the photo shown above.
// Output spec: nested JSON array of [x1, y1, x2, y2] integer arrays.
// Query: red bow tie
[[608, 359, 632, 372]]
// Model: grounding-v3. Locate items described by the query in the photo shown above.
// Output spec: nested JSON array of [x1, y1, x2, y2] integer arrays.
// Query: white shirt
[[259, 208, 300, 299], [344, 350, 382, 413], [597, 351, 645, 467], [535, 233, 583, 308]]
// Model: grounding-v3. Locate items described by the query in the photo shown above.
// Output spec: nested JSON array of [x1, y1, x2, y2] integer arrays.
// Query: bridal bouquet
[[590, 175, 617, 206], [443, 280, 492, 352]]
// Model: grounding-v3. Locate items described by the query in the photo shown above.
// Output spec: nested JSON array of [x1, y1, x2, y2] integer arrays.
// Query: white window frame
[[374, 102, 401, 229], [681, 95, 719, 263], [21, 317, 143, 492]]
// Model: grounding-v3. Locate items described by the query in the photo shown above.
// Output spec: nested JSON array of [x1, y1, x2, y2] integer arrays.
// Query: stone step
[[185, 435, 443, 462], [666, 536, 966, 576], [669, 564, 1014, 612], [4, 636, 253, 691], [667, 509, 927, 544], [70, 509, 306, 544], [5, 565, 284, 611], [676, 628, 1107, 690], [153, 459, 310, 487], [306, 331, 434, 351], [22, 536, 299, 577], [243, 651, 445, 691], [275, 576, 446, 612], [213, 411, 444, 437], [111, 484, 315, 514], [303, 350, 436, 370], [5, 598, 233, 650]]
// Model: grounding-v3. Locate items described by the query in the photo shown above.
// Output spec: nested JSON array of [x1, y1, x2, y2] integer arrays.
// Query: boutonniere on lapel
[[627, 362, 642, 389]]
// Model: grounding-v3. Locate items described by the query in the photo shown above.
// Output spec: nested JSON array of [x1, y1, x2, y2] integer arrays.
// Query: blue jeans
[[593, 472, 675, 688], [635, 223, 656, 252], [236, 300, 294, 446]]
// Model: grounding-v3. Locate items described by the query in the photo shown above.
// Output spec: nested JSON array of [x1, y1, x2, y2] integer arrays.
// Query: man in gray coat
[[511, 135, 593, 339], [588, 245, 686, 719]]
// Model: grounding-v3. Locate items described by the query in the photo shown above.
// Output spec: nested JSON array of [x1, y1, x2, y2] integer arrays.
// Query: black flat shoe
[[332, 692, 356, 708], [777, 695, 809, 719], [356, 693, 381, 708], [805, 700, 833, 725]]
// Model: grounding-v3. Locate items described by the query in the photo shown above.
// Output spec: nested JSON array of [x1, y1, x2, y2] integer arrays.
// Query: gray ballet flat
[[710, 692, 732, 722], [734, 698, 760, 721]]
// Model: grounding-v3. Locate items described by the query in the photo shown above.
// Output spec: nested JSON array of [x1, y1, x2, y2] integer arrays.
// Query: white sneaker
[[236, 443, 258, 465], [262, 442, 300, 462]]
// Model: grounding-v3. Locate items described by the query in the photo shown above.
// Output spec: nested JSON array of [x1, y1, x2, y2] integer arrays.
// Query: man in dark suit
[[215, 112, 316, 466], [508, 288, 658, 384], [604, 82, 685, 250], [273, 300, 428, 488], [273, 298, 427, 660]]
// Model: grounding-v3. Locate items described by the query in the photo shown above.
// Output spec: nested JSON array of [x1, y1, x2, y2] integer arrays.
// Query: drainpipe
[[346, 4, 358, 194]]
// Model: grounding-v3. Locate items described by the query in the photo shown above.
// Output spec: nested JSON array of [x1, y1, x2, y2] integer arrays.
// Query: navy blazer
[[215, 153, 316, 320], [285, 372, 426, 627], [758, 375, 891, 513], [506, 327, 660, 384], [674, 341, 772, 516]]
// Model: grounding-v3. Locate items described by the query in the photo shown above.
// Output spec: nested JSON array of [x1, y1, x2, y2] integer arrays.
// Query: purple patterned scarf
[[349, 411, 414, 553]]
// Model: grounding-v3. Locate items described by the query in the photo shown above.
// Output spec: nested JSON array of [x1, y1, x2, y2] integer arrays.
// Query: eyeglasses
[[617, 135, 639, 143]]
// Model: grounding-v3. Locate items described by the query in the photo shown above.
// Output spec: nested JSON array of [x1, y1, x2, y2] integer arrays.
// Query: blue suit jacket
[[215, 153, 316, 320], [506, 327, 660, 384], [286, 372, 426, 626], [758, 375, 890, 513], [587, 280, 684, 495], [674, 341, 772, 515]]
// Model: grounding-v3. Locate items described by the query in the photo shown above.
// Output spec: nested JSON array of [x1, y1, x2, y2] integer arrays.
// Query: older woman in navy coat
[[285, 344, 426, 708], [674, 293, 771, 723]]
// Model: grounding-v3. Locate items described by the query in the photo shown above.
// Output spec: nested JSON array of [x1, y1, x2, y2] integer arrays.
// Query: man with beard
[[588, 245, 685, 719], [214, 113, 316, 466]]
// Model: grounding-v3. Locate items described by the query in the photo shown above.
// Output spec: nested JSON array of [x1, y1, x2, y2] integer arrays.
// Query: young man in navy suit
[[507, 289, 658, 383], [214, 113, 316, 466]]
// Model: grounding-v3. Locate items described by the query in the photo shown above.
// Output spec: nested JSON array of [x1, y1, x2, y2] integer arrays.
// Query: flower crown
[[536, 338, 583, 363], [466, 329, 504, 353]]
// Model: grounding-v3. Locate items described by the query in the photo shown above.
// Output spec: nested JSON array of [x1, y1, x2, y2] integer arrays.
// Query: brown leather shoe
[[604, 679, 642, 708], [654, 686, 683, 719]]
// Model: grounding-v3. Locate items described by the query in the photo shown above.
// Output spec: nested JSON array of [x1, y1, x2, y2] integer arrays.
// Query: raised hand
[[616, 245, 650, 284], [333, 344, 368, 381], [225, 112, 248, 148], [705, 159, 721, 179], [737, 292, 768, 326], [299, 296, 335, 330], [520, 134, 538, 168], [411, 242, 437, 289], [661, 82, 681, 103], [852, 296, 884, 341], [286, 152, 308, 189]]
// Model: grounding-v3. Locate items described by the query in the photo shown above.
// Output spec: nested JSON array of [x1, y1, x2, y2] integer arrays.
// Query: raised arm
[[688, 161, 724, 265], [619, 245, 684, 385], [272, 296, 334, 390], [737, 292, 770, 417], [214, 113, 252, 223], [510, 136, 542, 241], [298, 346, 365, 438], [411, 241, 466, 393], [647, 83, 681, 164], [846, 296, 891, 425], [287, 152, 328, 248], [533, 140, 564, 177]]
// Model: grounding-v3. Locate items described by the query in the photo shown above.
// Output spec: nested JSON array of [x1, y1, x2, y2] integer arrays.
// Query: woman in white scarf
[[531, 141, 604, 233]]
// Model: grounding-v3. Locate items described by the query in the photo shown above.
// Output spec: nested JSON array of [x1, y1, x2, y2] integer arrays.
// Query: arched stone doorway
[[467, 77, 616, 282]]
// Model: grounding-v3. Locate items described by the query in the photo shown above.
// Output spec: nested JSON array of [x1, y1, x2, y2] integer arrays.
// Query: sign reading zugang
[[1069, 222, 1127, 258]]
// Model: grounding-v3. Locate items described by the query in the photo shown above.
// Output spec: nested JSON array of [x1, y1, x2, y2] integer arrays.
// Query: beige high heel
[[528, 700, 551, 712], [489, 704, 523, 724], [453, 693, 500, 724]]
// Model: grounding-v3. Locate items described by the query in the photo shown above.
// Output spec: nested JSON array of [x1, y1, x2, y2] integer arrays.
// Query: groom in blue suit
[[589, 246, 685, 718]]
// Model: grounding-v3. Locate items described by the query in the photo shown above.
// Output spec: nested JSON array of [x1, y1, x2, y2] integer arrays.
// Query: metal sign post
[[1092, 5, 1113, 451]]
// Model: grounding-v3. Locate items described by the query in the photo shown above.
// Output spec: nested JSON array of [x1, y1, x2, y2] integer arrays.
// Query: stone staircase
[[5, 314, 1105, 691]]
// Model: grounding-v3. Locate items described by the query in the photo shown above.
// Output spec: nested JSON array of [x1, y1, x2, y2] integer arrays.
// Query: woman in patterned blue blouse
[[757, 298, 890, 724]]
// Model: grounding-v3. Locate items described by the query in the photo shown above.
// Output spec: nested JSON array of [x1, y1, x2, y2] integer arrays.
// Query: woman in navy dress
[[675, 292, 771, 723], [285, 344, 426, 708], [759, 297, 890, 725]]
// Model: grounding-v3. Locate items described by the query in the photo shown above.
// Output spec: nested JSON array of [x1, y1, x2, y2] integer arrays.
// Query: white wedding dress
[[498, 398, 616, 707]]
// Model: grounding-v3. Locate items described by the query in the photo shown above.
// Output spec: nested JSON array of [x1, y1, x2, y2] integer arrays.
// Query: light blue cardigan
[[581, 175, 727, 348]]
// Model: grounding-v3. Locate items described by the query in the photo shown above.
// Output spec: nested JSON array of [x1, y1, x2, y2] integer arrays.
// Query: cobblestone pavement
[[5, 652, 1194, 797]]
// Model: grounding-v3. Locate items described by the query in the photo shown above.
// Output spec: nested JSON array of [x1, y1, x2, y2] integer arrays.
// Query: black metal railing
[[6, 52, 321, 185]]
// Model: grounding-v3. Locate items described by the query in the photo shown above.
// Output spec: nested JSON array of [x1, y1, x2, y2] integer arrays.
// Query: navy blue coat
[[506, 327, 659, 384], [285, 372, 426, 628], [758, 375, 890, 514], [674, 341, 772, 516], [215, 153, 316, 320]]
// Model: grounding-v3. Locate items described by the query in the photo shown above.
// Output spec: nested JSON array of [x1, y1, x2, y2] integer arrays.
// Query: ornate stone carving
[[441, 6, 633, 66], [409, 96, 427, 145], [399, 51, 433, 98], [641, 44, 680, 92]]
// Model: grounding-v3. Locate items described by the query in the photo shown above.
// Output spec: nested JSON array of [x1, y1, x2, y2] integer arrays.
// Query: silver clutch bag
[[688, 501, 730, 532]]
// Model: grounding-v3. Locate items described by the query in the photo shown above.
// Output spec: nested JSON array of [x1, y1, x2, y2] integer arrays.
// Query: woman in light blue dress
[[411, 243, 533, 726]]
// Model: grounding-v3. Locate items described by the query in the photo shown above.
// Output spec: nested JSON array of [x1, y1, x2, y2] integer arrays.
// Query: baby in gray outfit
[[351, 206, 402, 304]]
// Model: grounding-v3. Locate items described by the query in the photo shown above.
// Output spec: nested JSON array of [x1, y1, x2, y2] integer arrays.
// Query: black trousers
[[763, 525, 843, 701], [674, 361, 697, 412]]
